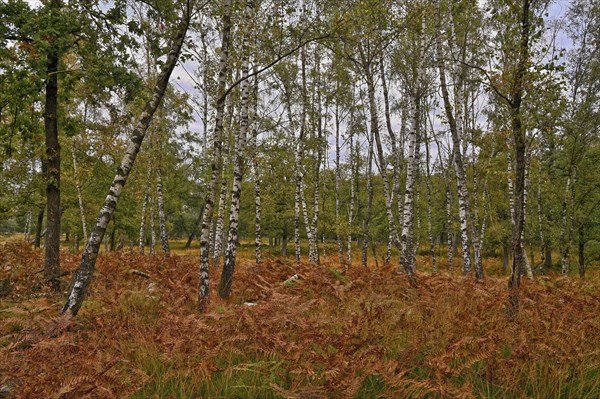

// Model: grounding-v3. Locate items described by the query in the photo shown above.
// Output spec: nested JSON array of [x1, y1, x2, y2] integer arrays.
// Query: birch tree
[[63, 1, 192, 316], [198, 0, 233, 311], [218, 0, 255, 299]]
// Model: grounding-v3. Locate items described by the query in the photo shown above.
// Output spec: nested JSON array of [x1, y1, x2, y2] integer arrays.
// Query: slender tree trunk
[[334, 101, 344, 269], [34, 205, 44, 248], [185, 211, 202, 249], [436, 20, 481, 278], [198, 0, 232, 311], [446, 186, 454, 272], [521, 150, 533, 278], [44, 25, 61, 290], [505, 0, 533, 318], [537, 158, 546, 275], [560, 176, 573, 275], [294, 47, 308, 263], [424, 128, 436, 272], [71, 144, 88, 244], [62, 7, 191, 316], [251, 70, 262, 264], [213, 130, 229, 262], [308, 49, 322, 264], [362, 128, 374, 268], [435, 139, 454, 273], [156, 168, 169, 255], [23, 211, 31, 242], [347, 130, 356, 268], [139, 182, 150, 254], [380, 60, 396, 268], [399, 91, 419, 280], [578, 223, 585, 279], [364, 61, 401, 270], [219, 0, 254, 298]]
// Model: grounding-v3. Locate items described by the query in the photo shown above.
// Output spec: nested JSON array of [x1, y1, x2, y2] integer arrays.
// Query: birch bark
[[62, 5, 191, 315], [219, 0, 254, 299], [156, 166, 169, 255], [198, 0, 232, 311]]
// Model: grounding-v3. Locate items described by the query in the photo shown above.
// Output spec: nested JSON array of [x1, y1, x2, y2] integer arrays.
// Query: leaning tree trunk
[[436, 21, 482, 279], [435, 138, 454, 273], [213, 107, 231, 263], [363, 58, 401, 273], [44, 34, 61, 291], [198, 0, 232, 312], [379, 62, 400, 264], [62, 6, 191, 316], [218, 0, 253, 299]]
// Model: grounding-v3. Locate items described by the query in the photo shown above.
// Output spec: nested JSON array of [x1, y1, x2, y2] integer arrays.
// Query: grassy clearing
[[0, 241, 599, 398]]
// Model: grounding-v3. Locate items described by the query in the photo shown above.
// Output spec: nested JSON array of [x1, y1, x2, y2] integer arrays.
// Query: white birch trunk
[[360, 56, 406, 276], [218, 0, 254, 298], [149, 194, 156, 255], [294, 46, 308, 263], [334, 101, 344, 269], [63, 7, 190, 315], [362, 129, 374, 268], [521, 150, 533, 278], [424, 129, 436, 272], [398, 90, 419, 282], [198, 0, 232, 311], [347, 131, 356, 267], [139, 186, 149, 254], [156, 168, 169, 255], [251, 70, 261, 264], [436, 18, 482, 278], [560, 176, 573, 275]]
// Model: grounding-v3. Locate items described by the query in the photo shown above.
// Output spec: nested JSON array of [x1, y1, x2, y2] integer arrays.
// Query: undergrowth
[[0, 241, 599, 398]]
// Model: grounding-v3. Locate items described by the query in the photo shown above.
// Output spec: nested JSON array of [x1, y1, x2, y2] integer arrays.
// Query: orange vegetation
[[1, 242, 599, 398]]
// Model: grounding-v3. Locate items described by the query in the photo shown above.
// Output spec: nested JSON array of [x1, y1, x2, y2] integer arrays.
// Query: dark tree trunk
[[185, 208, 204, 249], [281, 234, 288, 256], [34, 205, 45, 248]]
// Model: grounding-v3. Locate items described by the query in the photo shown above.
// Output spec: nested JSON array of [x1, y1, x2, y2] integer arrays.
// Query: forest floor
[[1, 241, 600, 398]]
